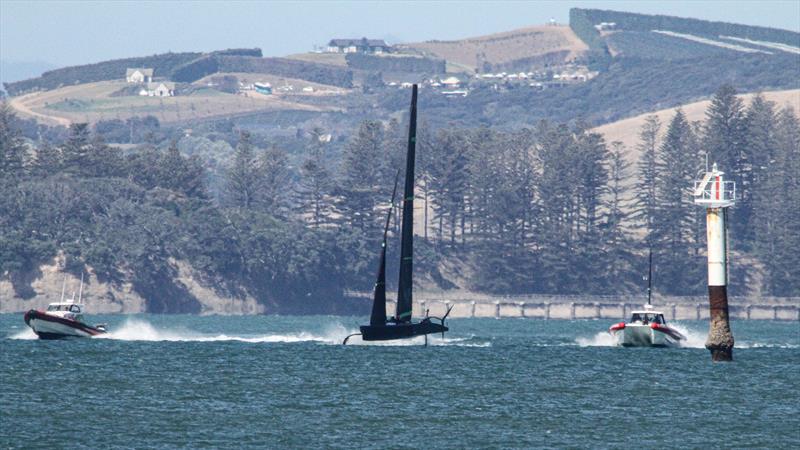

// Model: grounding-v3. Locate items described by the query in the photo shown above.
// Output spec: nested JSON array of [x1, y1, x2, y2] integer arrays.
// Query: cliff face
[[0, 258, 265, 315], [0, 259, 147, 313]]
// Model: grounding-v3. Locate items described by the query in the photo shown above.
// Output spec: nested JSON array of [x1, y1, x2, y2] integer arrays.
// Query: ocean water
[[1, 314, 798, 449]]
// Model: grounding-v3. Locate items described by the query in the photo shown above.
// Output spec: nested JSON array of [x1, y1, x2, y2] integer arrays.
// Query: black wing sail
[[395, 85, 418, 323], [370, 169, 401, 326]]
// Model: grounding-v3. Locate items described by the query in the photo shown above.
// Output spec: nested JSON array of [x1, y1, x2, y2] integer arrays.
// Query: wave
[[99, 320, 489, 346], [575, 331, 619, 347], [97, 319, 350, 344], [8, 327, 37, 340], [342, 333, 491, 347]]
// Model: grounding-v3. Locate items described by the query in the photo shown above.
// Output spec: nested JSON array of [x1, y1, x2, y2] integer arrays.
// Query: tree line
[[1, 84, 797, 313]]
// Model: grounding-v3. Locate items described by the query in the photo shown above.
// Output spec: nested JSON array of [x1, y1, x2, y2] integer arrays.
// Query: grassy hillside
[[7, 80, 333, 126], [594, 88, 800, 159], [401, 25, 588, 73]]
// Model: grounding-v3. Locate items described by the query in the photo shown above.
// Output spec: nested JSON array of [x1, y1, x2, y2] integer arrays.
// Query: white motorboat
[[608, 249, 685, 347], [24, 302, 107, 339], [23, 275, 107, 339], [609, 305, 685, 347]]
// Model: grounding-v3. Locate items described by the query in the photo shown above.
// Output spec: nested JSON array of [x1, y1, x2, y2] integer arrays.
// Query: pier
[[347, 292, 799, 321]]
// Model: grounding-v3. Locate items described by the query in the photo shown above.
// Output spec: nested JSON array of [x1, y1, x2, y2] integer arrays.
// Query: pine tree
[[753, 107, 800, 296], [159, 140, 207, 198], [61, 123, 91, 176], [33, 140, 62, 176], [653, 110, 704, 295], [339, 120, 385, 231], [703, 84, 748, 239], [427, 128, 470, 246], [600, 142, 637, 293], [259, 145, 290, 214], [633, 115, 661, 245], [297, 130, 333, 228], [740, 94, 777, 244], [223, 131, 263, 210], [0, 102, 27, 187]]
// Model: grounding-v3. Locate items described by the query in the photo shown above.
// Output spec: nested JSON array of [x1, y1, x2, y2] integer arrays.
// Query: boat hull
[[613, 324, 682, 347], [360, 320, 447, 341], [24, 310, 106, 339]]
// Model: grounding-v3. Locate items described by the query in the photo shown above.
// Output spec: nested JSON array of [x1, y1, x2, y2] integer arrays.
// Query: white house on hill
[[327, 38, 391, 54], [126, 68, 154, 83], [139, 82, 175, 97]]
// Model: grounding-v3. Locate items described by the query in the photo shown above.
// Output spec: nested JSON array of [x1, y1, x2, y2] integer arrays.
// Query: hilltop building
[[126, 68, 154, 83], [326, 38, 391, 54], [139, 82, 175, 97], [440, 76, 462, 88]]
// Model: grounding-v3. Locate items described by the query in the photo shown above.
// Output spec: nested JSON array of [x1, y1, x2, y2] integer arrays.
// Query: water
[[1, 314, 798, 449]]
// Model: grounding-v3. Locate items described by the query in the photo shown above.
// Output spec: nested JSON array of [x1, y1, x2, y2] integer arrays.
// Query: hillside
[[7, 80, 335, 126], [594, 88, 800, 162], [401, 25, 588, 73]]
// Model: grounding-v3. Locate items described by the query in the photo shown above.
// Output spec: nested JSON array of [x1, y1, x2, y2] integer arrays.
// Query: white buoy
[[693, 163, 736, 361]]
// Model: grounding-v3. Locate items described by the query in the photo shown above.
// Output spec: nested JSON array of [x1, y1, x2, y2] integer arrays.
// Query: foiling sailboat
[[343, 85, 452, 345]]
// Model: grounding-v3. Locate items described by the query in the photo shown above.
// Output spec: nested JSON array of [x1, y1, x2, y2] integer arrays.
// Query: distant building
[[440, 76, 462, 88], [126, 68, 154, 83], [594, 22, 617, 31], [139, 82, 175, 97], [327, 38, 391, 54]]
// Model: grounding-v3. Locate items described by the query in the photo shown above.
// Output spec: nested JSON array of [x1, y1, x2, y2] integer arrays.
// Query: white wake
[[95, 318, 351, 344]]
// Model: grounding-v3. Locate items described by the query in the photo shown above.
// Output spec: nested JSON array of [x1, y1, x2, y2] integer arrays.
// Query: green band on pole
[[398, 311, 412, 319]]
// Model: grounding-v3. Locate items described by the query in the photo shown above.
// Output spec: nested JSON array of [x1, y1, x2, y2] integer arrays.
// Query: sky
[[1, 0, 799, 69]]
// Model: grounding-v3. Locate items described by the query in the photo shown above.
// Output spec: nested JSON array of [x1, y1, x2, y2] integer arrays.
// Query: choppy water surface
[[1, 314, 798, 448]]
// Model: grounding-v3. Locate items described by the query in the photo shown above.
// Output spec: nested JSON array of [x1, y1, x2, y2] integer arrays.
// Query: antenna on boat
[[60, 274, 67, 302], [78, 273, 84, 303], [646, 248, 652, 306]]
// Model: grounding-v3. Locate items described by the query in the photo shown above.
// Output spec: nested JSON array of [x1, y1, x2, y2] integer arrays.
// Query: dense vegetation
[[485, 50, 571, 73], [172, 55, 355, 88], [571, 8, 800, 47], [377, 53, 799, 129], [605, 31, 747, 60], [345, 54, 446, 74], [2, 84, 797, 313], [3, 52, 202, 95]]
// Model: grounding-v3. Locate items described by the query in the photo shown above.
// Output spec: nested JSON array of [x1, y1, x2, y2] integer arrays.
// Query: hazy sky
[[2, 0, 799, 67]]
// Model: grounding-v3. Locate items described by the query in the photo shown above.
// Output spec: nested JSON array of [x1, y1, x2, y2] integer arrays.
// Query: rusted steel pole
[[705, 207, 733, 361]]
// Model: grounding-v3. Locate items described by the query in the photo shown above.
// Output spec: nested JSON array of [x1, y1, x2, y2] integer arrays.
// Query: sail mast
[[369, 169, 401, 326], [396, 85, 418, 323]]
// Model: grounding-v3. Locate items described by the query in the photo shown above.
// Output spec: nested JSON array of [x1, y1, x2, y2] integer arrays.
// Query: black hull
[[360, 320, 448, 341]]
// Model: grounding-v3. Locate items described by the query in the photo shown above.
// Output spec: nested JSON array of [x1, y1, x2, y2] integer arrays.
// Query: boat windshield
[[630, 313, 665, 324], [46, 304, 83, 313]]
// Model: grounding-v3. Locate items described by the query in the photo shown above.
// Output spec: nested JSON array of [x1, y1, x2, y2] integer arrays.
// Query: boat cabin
[[47, 303, 83, 313], [630, 311, 666, 325], [45, 303, 86, 322]]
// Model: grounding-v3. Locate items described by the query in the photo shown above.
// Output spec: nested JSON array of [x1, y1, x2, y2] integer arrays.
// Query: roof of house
[[441, 76, 462, 85], [328, 38, 388, 47], [127, 68, 154, 77], [147, 82, 175, 90]]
